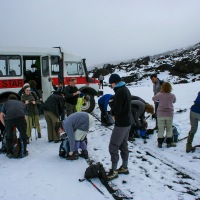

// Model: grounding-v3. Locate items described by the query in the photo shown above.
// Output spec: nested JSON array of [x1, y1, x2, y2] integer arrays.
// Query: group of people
[[0, 72, 200, 182], [150, 73, 200, 153], [0, 77, 89, 158]]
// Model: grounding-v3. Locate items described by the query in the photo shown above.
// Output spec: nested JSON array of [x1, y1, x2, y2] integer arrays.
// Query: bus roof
[[0, 46, 82, 62]]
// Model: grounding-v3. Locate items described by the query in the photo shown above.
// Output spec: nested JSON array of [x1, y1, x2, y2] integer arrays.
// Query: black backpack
[[59, 133, 70, 158], [13, 137, 25, 158], [0, 130, 7, 154], [84, 162, 107, 182], [0, 130, 25, 158]]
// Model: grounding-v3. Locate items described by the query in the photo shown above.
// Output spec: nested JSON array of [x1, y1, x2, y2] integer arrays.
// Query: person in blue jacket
[[186, 91, 200, 153], [98, 94, 113, 126]]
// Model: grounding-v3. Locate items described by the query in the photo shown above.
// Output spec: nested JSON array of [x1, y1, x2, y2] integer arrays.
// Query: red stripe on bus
[[51, 77, 99, 85], [0, 79, 24, 88]]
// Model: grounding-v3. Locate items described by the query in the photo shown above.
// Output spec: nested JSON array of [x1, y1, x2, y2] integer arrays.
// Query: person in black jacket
[[52, 80, 65, 92], [43, 92, 65, 143], [0, 94, 28, 158], [106, 74, 132, 181], [64, 78, 81, 116]]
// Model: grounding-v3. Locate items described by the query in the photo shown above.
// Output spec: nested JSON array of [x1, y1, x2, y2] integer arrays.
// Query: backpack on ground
[[12, 137, 25, 158], [84, 162, 107, 182], [0, 130, 7, 154], [59, 133, 70, 158], [0, 130, 25, 158], [105, 113, 114, 126], [172, 124, 180, 143]]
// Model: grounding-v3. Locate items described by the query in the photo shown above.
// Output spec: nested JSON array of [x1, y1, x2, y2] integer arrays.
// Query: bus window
[[8, 56, 21, 76], [42, 57, 49, 76], [0, 55, 21, 76], [65, 62, 84, 75], [0, 58, 6, 76], [51, 56, 59, 75]]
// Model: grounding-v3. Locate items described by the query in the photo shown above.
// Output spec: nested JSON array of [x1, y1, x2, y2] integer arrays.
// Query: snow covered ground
[[1, 78, 200, 200]]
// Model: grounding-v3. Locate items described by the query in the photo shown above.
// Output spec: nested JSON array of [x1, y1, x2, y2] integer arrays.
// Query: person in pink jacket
[[152, 82, 176, 148]]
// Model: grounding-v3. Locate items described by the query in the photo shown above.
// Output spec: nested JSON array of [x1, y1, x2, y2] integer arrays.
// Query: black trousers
[[154, 102, 159, 126], [99, 80, 103, 89], [99, 104, 107, 124], [5, 117, 28, 153]]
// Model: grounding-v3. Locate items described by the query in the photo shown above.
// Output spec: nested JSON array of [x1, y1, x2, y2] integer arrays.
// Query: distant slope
[[89, 42, 200, 85]]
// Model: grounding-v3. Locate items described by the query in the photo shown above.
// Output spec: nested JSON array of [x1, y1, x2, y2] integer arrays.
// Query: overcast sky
[[1, 0, 200, 68]]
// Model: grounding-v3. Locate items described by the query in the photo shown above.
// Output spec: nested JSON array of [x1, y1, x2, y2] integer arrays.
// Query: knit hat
[[23, 83, 30, 88], [109, 74, 121, 84], [24, 85, 30, 91]]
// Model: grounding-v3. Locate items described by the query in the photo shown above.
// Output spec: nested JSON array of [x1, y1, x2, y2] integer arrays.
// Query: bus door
[[41, 56, 52, 101]]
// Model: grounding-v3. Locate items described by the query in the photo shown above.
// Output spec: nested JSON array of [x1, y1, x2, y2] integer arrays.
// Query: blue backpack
[[59, 133, 70, 158]]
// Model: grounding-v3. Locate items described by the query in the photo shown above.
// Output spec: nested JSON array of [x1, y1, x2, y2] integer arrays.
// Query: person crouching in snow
[[152, 82, 176, 148], [98, 94, 113, 126], [54, 112, 94, 160], [129, 99, 154, 141]]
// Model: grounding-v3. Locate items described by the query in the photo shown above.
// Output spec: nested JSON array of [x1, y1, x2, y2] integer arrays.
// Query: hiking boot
[[157, 138, 164, 148], [158, 143, 162, 148], [6, 153, 13, 159], [24, 150, 29, 157], [48, 140, 53, 142], [27, 138, 30, 144], [106, 169, 118, 181], [79, 152, 89, 159], [38, 132, 41, 138], [66, 154, 79, 160], [54, 140, 60, 143], [186, 132, 195, 153], [167, 142, 177, 148], [128, 135, 135, 142], [186, 145, 196, 153], [117, 166, 129, 175], [101, 123, 107, 126]]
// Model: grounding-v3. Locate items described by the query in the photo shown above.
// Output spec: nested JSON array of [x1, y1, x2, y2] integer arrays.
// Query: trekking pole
[[144, 134, 147, 144], [79, 178, 104, 196], [178, 136, 188, 142], [87, 179, 104, 195], [33, 109, 37, 140]]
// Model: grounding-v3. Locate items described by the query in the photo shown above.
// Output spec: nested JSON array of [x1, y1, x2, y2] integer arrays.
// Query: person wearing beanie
[[21, 86, 42, 142], [18, 83, 30, 97], [106, 74, 132, 181], [109, 74, 121, 84], [55, 112, 94, 160]]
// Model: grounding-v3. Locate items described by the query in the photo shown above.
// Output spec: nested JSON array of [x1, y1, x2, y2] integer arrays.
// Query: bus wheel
[[81, 94, 95, 113]]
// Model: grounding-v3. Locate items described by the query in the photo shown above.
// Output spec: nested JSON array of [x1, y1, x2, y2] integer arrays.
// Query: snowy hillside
[[1, 77, 200, 200], [90, 42, 200, 85]]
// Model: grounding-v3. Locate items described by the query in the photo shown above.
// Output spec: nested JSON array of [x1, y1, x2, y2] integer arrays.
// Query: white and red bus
[[0, 46, 101, 112]]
